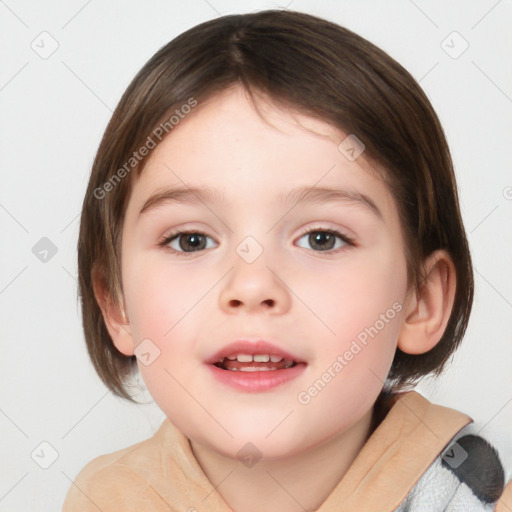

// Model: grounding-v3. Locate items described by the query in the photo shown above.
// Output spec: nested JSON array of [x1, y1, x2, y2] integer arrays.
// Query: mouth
[[213, 353, 298, 372], [206, 341, 307, 392], [206, 340, 305, 370]]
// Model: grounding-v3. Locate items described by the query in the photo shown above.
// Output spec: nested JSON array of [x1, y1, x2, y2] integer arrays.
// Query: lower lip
[[207, 363, 307, 392]]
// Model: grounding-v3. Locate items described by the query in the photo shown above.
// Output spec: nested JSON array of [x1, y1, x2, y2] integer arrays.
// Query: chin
[[211, 436, 307, 463]]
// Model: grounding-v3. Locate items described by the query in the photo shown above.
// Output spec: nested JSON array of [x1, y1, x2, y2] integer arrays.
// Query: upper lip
[[205, 340, 306, 364]]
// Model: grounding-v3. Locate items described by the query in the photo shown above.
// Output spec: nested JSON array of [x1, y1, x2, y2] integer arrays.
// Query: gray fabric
[[393, 458, 494, 511], [393, 424, 504, 511]]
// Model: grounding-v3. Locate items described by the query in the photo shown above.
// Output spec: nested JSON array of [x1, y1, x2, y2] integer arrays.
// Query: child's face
[[118, 85, 410, 459]]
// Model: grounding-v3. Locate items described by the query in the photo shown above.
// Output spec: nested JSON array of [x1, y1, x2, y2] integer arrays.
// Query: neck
[[190, 405, 376, 512]]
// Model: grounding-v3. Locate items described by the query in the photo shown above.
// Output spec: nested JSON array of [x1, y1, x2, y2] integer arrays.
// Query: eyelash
[[158, 227, 355, 257]]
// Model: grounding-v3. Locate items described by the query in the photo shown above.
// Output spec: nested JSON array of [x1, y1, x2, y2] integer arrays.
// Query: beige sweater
[[63, 391, 512, 511]]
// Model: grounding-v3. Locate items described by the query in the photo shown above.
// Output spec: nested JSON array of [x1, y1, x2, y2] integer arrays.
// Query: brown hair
[[78, 9, 473, 401]]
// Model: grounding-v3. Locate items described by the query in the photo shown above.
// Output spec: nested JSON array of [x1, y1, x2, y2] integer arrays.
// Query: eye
[[159, 227, 354, 256], [296, 228, 353, 253], [160, 230, 217, 254]]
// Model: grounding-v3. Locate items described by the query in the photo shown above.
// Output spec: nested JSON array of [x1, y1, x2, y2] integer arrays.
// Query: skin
[[97, 84, 456, 512]]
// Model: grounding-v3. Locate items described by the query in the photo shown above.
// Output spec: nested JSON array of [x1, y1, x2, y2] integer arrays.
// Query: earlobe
[[397, 250, 457, 355], [92, 270, 135, 357]]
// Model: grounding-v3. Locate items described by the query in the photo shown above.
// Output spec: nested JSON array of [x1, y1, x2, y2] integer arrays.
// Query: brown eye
[[165, 231, 216, 253], [296, 229, 351, 252]]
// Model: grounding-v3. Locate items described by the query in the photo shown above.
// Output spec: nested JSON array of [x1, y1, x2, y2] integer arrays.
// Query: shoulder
[[63, 460, 155, 511], [440, 425, 512, 512], [63, 422, 172, 511], [440, 428, 506, 505], [395, 422, 512, 511]]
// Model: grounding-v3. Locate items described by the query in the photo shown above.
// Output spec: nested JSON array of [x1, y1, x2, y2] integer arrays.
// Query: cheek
[[121, 254, 208, 413], [304, 249, 407, 346], [298, 247, 408, 414], [121, 250, 219, 353], [293, 252, 407, 429], [123, 252, 203, 340]]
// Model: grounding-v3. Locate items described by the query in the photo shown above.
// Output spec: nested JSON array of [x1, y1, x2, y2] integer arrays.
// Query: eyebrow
[[139, 184, 382, 219]]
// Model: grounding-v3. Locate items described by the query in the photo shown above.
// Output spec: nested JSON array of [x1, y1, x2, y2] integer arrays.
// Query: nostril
[[227, 299, 276, 308]]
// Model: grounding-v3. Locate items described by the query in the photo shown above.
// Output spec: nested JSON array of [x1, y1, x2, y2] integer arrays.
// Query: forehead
[[129, 85, 396, 218]]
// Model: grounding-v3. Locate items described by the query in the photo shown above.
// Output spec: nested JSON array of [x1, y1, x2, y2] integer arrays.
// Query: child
[[63, 9, 511, 511]]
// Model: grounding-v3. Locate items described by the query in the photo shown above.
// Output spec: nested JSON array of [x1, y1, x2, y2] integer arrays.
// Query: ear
[[92, 270, 135, 356], [397, 250, 457, 355]]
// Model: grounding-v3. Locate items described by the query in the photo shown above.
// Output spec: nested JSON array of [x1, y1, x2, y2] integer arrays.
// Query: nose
[[219, 251, 292, 315]]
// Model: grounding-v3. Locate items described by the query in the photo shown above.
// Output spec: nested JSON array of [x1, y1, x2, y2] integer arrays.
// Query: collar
[[152, 390, 472, 511], [316, 390, 472, 511]]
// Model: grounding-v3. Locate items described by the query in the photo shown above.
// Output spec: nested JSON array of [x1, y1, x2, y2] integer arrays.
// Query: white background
[[0, 0, 511, 510]]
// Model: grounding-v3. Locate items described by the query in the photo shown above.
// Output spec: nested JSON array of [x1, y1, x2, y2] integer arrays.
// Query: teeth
[[231, 354, 278, 363], [239, 366, 273, 372], [228, 364, 293, 372], [219, 354, 294, 365], [253, 354, 270, 362]]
